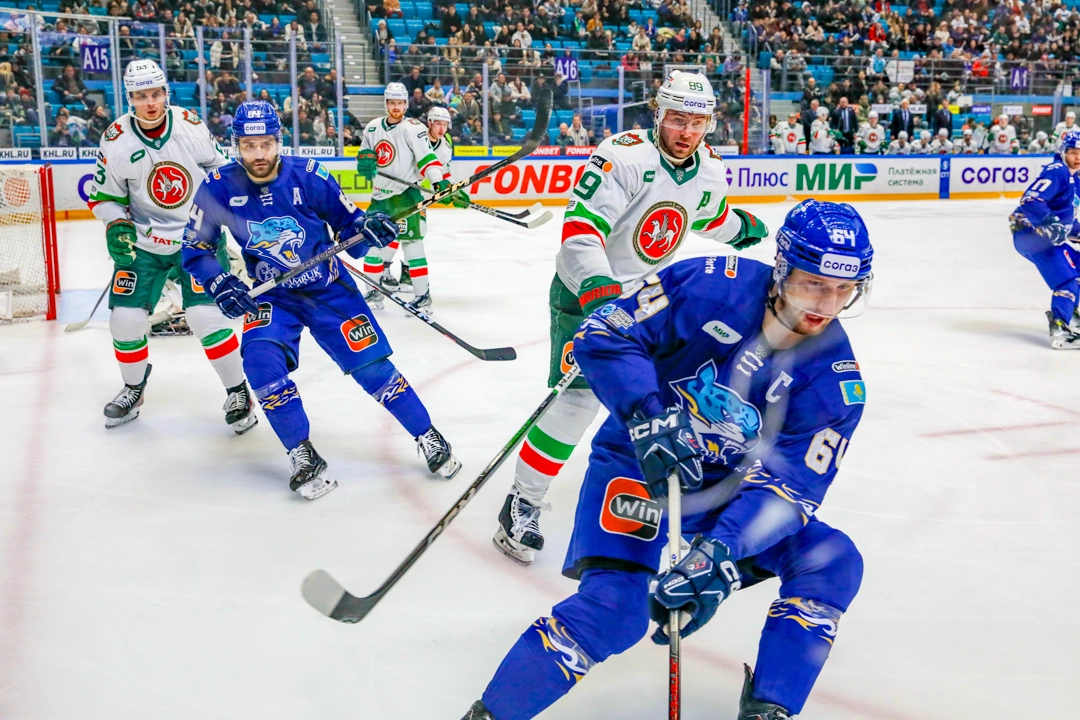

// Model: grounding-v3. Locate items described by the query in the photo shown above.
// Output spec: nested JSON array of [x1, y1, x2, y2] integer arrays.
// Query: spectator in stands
[[133, 0, 156, 21], [457, 90, 481, 124], [320, 70, 338, 99], [210, 91, 231, 116], [53, 64, 94, 112], [285, 19, 308, 52], [442, 5, 463, 38], [586, 25, 611, 60], [401, 66, 426, 97], [307, 92, 326, 118], [572, 10, 587, 39], [632, 25, 651, 53], [217, 69, 242, 99], [534, 6, 556, 41], [891, 98, 915, 139], [210, 31, 240, 71], [512, 21, 532, 50], [489, 71, 513, 115], [553, 122, 573, 148], [509, 75, 531, 109], [18, 87, 37, 127], [568, 114, 590, 146], [0, 88, 24, 126], [553, 71, 569, 110], [426, 79, 446, 106], [257, 89, 279, 111], [408, 87, 431, 119], [49, 115, 74, 146], [832, 96, 857, 152], [305, 10, 327, 50], [297, 107, 315, 144], [86, 104, 113, 145], [488, 109, 513, 143], [801, 77, 822, 109], [383, 0, 403, 18]]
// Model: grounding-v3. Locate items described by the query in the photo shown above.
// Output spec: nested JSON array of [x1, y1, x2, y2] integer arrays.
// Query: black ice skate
[[460, 700, 496, 720], [104, 364, 152, 429], [363, 287, 384, 310], [223, 382, 258, 435], [150, 312, 192, 336], [380, 268, 399, 292], [493, 489, 548, 566], [288, 440, 337, 500], [738, 664, 792, 720], [1048, 311, 1080, 349], [415, 426, 461, 479], [410, 290, 433, 313], [398, 264, 412, 290]]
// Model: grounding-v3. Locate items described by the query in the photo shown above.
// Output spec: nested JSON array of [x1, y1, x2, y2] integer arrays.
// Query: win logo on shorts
[[600, 477, 661, 541], [113, 270, 137, 295], [341, 314, 379, 352], [243, 303, 273, 333]]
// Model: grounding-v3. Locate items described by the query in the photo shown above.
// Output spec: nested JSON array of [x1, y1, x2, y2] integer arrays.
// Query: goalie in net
[[0, 164, 59, 322]]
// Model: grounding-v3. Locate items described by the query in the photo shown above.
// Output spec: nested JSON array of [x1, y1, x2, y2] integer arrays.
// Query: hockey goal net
[[0, 164, 59, 321]]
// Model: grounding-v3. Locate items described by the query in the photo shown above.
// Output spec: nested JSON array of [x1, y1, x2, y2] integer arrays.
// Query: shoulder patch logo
[[147, 161, 193, 210], [725, 255, 737, 278], [230, 196, 248, 206], [632, 201, 688, 264], [702, 319, 742, 345], [181, 108, 202, 125], [104, 122, 123, 141], [832, 360, 860, 373], [612, 132, 643, 147], [839, 380, 867, 405], [315, 163, 329, 180], [589, 154, 613, 172]]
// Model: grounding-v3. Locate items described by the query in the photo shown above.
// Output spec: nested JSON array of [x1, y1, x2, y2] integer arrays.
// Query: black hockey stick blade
[[504, 202, 545, 219]]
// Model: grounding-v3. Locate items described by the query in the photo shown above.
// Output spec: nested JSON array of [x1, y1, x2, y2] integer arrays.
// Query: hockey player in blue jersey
[[1010, 129, 1080, 348], [181, 101, 461, 500], [461, 200, 874, 720]]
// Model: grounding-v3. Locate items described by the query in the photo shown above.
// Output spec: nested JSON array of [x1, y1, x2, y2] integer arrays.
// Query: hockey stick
[[667, 471, 683, 720], [250, 89, 553, 300], [301, 364, 581, 623], [64, 285, 109, 332], [377, 171, 553, 230], [339, 259, 516, 361]]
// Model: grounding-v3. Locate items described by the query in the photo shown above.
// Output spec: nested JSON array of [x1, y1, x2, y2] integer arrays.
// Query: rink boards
[[9, 152, 1055, 219]]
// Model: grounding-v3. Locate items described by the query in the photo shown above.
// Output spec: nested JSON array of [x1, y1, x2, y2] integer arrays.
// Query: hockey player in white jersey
[[88, 59, 255, 433], [492, 70, 768, 565], [769, 110, 806, 154], [886, 130, 912, 154], [355, 83, 460, 309], [1029, 130, 1053, 154], [856, 110, 886, 154], [809, 106, 838, 154], [911, 129, 933, 154], [1052, 111, 1077, 150], [929, 128, 954, 154], [953, 127, 980, 154], [986, 114, 1019, 154]]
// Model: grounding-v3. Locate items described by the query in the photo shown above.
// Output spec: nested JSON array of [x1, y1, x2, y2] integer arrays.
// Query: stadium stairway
[[327, 0, 381, 90]]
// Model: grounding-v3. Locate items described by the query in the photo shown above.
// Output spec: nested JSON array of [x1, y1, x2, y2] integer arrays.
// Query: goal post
[[0, 164, 59, 322]]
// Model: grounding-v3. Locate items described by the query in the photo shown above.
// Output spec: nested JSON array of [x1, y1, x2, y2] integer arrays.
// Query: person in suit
[[801, 98, 822, 145], [890, 98, 914, 139], [931, 100, 953, 137], [831, 96, 857, 152]]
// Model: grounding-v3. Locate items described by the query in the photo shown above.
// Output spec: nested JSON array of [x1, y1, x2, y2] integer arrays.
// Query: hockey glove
[[728, 208, 769, 251], [628, 406, 703, 499], [207, 272, 258, 320], [577, 275, 623, 315], [649, 535, 741, 644], [359, 211, 399, 249], [106, 219, 137, 267], [1035, 220, 1070, 246], [355, 148, 378, 182]]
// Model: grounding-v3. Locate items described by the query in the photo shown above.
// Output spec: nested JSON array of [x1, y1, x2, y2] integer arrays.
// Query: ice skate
[[150, 312, 192, 336], [380, 268, 399, 292], [1048, 311, 1080, 349], [398, 265, 412, 291], [460, 700, 495, 720], [415, 426, 461, 479], [410, 290, 432, 314], [104, 364, 152, 429], [223, 382, 258, 435], [288, 440, 337, 500], [493, 489, 548, 566], [363, 287, 384, 310], [738, 664, 792, 720]]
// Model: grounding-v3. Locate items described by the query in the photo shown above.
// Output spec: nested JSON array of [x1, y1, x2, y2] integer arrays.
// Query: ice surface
[[0, 200, 1077, 719]]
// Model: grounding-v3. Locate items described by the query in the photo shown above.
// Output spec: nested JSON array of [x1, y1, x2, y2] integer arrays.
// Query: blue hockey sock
[[752, 597, 844, 715], [1051, 279, 1079, 323], [351, 359, 431, 437], [253, 376, 309, 450], [481, 617, 596, 720]]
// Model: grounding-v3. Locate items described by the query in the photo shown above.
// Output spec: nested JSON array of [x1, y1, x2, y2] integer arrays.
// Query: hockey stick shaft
[[301, 365, 581, 623], [250, 90, 552, 300], [64, 285, 109, 332], [338, 259, 516, 361], [377, 170, 548, 229], [667, 471, 683, 720]]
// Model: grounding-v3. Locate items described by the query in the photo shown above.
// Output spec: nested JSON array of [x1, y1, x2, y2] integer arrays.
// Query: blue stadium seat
[[415, 4, 433, 21], [455, 3, 469, 17], [521, 109, 536, 125], [405, 18, 425, 37], [387, 19, 406, 37], [511, 126, 527, 140], [397, 0, 414, 15]]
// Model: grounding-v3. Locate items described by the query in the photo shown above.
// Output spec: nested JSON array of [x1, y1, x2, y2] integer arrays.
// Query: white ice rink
[[1, 199, 1078, 719]]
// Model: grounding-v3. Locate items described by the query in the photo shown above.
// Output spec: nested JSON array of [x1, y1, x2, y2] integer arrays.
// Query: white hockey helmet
[[1068, 111, 1076, 120], [998, 113, 1010, 124], [868, 110, 879, 119], [428, 106, 451, 124], [655, 70, 716, 131], [898, 131, 908, 140], [123, 59, 169, 102], [963, 127, 973, 136], [920, 130, 931, 141], [937, 128, 949, 137], [1037, 130, 1048, 141], [384, 82, 409, 102], [816, 106, 829, 117]]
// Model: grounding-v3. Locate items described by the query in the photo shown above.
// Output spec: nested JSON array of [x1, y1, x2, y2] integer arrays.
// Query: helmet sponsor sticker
[[243, 122, 267, 135], [819, 252, 860, 278]]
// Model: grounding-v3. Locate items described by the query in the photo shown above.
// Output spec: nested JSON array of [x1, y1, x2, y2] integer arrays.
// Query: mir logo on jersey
[[632, 202, 688, 264], [147, 161, 192, 210], [669, 359, 762, 464], [245, 216, 306, 273], [599, 477, 661, 540]]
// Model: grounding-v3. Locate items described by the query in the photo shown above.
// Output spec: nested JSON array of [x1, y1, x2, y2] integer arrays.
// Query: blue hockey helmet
[[232, 100, 282, 141], [1060, 129, 1080, 154], [773, 199, 874, 319]]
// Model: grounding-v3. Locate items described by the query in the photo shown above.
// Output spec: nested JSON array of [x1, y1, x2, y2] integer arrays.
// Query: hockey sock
[[110, 306, 150, 385], [362, 248, 386, 281], [244, 341, 309, 449], [752, 597, 844, 714], [1051, 278, 1079, 323], [186, 304, 243, 388], [402, 240, 429, 296], [481, 570, 648, 720], [351, 358, 431, 437], [513, 388, 601, 503]]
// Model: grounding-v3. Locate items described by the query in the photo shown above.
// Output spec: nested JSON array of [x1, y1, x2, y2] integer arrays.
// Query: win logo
[[796, 163, 877, 192], [599, 477, 662, 541]]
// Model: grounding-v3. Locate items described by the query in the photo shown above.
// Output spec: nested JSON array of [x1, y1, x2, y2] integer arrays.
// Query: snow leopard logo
[[245, 216, 305, 272], [669, 359, 761, 464]]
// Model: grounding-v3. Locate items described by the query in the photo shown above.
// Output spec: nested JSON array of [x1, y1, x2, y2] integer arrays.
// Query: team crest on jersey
[[612, 132, 643, 147], [104, 122, 123, 141], [599, 477, 661, 540], [633, 202, 688, 264], [669, 360, 762, 464], [374, 140, 395, 167], [147, 161, 193, 210], [245, 216, 306, 274], [181, 108, 202, 125]]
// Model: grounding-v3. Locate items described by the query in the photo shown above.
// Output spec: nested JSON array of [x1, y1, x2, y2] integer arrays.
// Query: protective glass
[[779, 273, 874, 319]]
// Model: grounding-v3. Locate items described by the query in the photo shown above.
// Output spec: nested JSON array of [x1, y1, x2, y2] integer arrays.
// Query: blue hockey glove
[[1039, 221, 1069, 246], [360, 211, 399, 249], [207, 272, 258, 319], [1008, 211, 1033, 234], [649, 534, 742, 644], [628, 407, 703, 499]]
